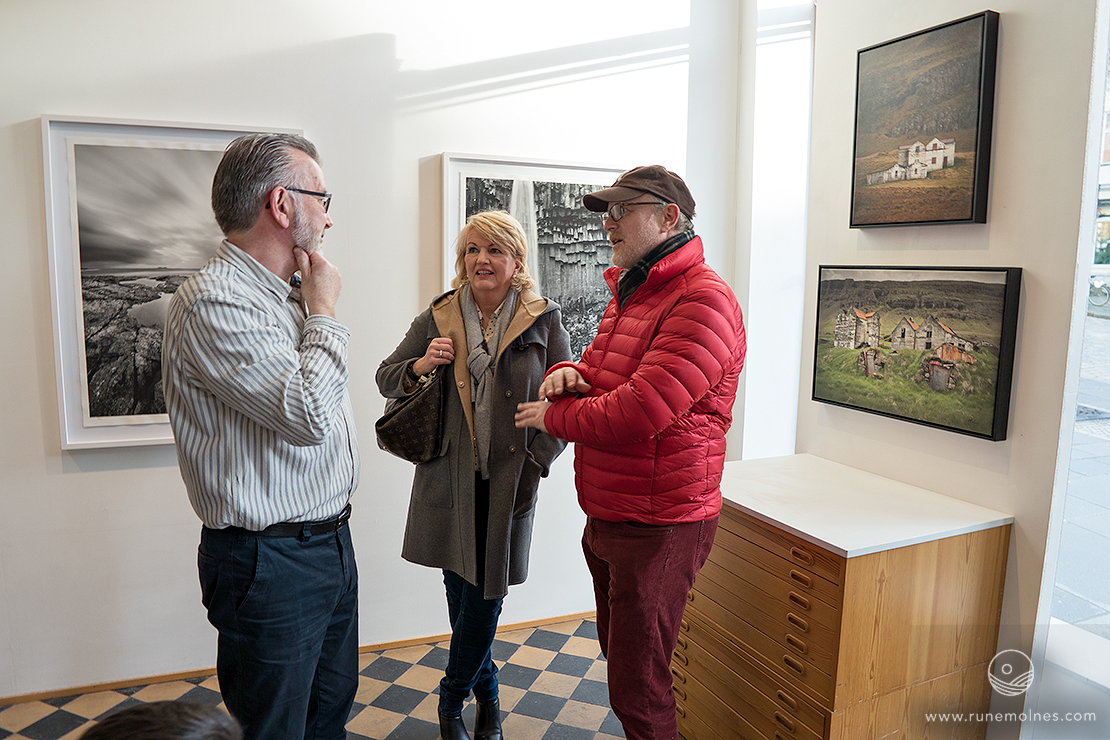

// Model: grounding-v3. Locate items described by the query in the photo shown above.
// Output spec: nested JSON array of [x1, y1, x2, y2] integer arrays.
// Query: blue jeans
[[439, 569, 503, 716], [198, 524, 359, 740]]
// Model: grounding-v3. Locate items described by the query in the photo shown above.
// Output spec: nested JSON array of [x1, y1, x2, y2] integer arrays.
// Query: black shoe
[[475, 699, 503, 740], [439, 710, 471, 740]]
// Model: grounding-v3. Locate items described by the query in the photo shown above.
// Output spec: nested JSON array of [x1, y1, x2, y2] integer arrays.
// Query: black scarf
[[616, 230, 695, 308]]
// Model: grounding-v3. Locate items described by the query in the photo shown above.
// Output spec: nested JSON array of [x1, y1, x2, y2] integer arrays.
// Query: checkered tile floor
[[0, 618, 624, 740]]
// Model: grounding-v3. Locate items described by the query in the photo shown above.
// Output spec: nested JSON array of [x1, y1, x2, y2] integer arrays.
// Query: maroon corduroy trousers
[[582, 516, 718, 740]]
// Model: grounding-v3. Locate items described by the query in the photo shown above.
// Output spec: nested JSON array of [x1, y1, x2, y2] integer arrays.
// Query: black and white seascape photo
[[72, 142, 224, 423], [464, 177, 612, 359]]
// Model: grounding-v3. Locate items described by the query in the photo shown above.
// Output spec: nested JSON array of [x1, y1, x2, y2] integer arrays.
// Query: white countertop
[[720, 454, 1013, 558]]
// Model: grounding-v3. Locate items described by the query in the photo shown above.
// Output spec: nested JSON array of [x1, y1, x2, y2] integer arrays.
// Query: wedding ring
[[438, 350, 442, 357]]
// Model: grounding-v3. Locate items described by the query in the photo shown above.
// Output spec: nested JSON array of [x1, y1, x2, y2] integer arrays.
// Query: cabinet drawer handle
[[785, 634, 808, 655], [673, 650, 689, 666], [775, 734, 790, 740], [789, 569, 812, 588], [790, 546, 814, 565], [674, 684, 687, 701], [783, 654, 805, 676], [775, 712, 796, 734], [787, 612, 809, 633], [788, 592, 810, 611], [680, 618, 690, 633], [686, 590, 695, 602], [776, 690, 798, 712], [671, 666, 687, 684], [675, 636, 688, 651], [676, 704, 686, 719]]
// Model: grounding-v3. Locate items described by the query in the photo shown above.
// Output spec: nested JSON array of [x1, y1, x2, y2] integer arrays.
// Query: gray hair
[[78, 701, 241, 740], [673, 211, 694, 233], [211, 133, 319, 235]]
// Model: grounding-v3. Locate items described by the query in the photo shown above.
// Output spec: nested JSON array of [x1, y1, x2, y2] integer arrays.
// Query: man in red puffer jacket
[[516, 165, 745, 740]]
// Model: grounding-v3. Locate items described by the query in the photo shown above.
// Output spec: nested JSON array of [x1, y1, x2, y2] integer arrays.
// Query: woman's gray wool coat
[[376, 288, 571, 599]]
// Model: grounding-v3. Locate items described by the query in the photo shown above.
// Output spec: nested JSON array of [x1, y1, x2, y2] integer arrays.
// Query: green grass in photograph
[[813, 344, 998, 436]]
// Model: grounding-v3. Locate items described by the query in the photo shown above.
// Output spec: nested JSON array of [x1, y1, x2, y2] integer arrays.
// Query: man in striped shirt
[[162, 133, 360, 740]]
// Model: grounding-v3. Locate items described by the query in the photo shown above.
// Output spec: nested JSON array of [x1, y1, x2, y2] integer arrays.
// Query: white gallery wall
[[0, 0, 747, 698], [798, 0, 1106, 734]]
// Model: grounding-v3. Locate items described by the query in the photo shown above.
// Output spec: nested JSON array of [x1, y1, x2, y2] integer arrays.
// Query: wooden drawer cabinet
[[675, 606, 828, 740], [672, 456, 1011, 740]]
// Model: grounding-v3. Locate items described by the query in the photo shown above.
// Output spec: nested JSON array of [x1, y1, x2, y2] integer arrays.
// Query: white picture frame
[[42, 115, 296, 449], [441, 153, 625, 359]]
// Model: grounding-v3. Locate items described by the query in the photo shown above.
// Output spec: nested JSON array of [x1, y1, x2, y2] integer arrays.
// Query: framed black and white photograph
[[849, 11, 999, 228], [42, 116, 290, 449], [442, 153, 625, 359], [812, 265, 1021, 441]]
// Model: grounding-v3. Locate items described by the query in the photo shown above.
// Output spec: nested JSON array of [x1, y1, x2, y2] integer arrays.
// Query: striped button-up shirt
[[163, 240, 360, 530]]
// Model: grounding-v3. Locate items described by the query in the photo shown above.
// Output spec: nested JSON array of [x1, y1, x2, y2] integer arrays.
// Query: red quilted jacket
[[543, 235, 746, 524]]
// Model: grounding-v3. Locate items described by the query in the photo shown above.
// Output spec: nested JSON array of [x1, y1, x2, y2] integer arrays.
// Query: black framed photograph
[[812, 265, 1021, 441], [850, 11, 999, 228], [442, 153, 625, 359], [42, 115, 291, 449]]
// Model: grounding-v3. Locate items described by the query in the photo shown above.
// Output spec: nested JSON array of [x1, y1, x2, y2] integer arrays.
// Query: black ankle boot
[[475, 699, 503, 740], [439, 710, 471, 740]]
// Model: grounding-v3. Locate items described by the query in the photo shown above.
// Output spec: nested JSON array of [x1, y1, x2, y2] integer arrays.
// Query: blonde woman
[[377, 211, 570, 740]]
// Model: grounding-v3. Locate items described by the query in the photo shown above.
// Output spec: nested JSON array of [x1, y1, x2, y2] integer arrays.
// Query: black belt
[[251, 504, 351, 538]]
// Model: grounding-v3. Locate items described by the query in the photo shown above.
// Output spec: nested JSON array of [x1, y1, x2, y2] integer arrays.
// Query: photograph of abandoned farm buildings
[[813, 267, 1018, 438]]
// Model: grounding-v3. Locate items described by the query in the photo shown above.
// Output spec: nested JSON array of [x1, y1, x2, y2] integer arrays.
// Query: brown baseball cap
[[583, 165, 696, 219]]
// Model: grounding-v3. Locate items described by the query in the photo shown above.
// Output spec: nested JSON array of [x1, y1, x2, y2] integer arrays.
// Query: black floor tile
[[369, 684, 427, 716], [384, 716, 441, 740], [542, 723, 598, 740], [19, 710, 88, 740], [179, 685, 224, 706], [600, 709, 624, 735], [490, 639, 520, 662], [512, 691, 567, 721], [95, 697, 143, 720], [569, 678, 609, 707], [41, 696, 77, 709], [496, 663, 542, 690], [545, 653, 593, 677], [361, 656, 413, 683], [525, 629, 570, 652], [415, 646, 451, 670], [573, 621, 598, 640]]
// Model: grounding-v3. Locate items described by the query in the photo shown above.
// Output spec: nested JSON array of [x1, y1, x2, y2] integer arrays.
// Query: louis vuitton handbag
[[375, 366, 446, 464]]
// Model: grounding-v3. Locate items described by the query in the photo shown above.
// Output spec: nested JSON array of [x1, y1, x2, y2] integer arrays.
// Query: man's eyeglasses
[[285, 187, 332, 213], [600, 201, 666, 223]]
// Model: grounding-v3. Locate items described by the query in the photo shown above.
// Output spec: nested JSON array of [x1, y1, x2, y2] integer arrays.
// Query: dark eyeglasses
[[285, 187, 332, 213], [601, 201, 666, 223]]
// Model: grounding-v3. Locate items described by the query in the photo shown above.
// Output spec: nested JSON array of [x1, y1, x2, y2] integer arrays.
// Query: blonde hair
[[451, 210, 535, 291]]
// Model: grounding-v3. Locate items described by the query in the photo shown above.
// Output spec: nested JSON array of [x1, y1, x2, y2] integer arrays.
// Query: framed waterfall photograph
[[849, 11, 999, 227], [811, 265, 1021, 441], [442, 153, 625, 360], [42, 115, 293, 449]]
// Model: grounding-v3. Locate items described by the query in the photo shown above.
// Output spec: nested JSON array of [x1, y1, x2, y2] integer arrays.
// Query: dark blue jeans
[[439, 569, 503, 716], [198, 524, 359, 740]]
